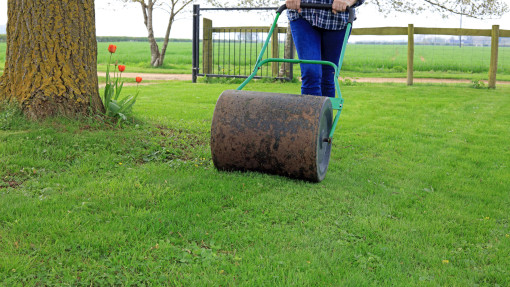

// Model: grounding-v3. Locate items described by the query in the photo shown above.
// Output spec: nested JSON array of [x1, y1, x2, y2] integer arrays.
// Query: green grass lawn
[[1, 81, 509, 285]]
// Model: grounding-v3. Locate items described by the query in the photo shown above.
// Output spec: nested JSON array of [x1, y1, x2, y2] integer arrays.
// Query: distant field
[[347, 44, 509, 74], [1, 42, 509, 80], [96, 42, 193, 74], [199, 41, 510, 76]]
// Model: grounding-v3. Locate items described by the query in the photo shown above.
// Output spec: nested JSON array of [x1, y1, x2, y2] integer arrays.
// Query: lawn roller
[[210, 4, 354, 182]]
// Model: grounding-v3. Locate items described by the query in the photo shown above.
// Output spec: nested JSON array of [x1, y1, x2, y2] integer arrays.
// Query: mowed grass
[[1, 81, 509, 285]]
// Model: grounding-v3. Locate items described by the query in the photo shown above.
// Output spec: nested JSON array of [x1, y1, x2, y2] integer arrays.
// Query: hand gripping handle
[[277, 3, 354, 23]]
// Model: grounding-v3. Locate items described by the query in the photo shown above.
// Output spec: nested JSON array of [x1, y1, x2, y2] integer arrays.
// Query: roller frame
[[237, 5, 354, 141]]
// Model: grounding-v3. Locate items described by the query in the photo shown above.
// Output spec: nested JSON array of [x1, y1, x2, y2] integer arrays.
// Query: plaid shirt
[[287, 0, 365, 30]]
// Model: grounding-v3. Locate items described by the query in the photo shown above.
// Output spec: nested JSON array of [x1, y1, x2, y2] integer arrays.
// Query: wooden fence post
[[489, 25, 499, 89], [407, 24, 414, 86], [271, 24, 279, 77], [203, 18, 213, 75]]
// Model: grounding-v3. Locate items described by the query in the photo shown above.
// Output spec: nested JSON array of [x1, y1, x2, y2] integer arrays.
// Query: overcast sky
[[1, 0, 510, 39]]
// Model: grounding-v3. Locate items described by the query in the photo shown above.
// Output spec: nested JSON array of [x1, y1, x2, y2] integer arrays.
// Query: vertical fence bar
[[233, 29, 236, 75], [202, 18, 213, 75], [192, 4, 200, 83], [237, 28, 243, 75], [266, 30, 270, 76], [244, 29, 248, 75], [228, 30, 231, 75], [489, 25, 499, 89], [239, 28, 242, 75], [289, 29, 295, 80], [223, 28, 226, 75], [407, 24, 414, 86], [211, 32, 214, 74], [250, 29, 253, 76], [271, 24, 279, 77], [255, 29, 259, 76], [217, 30, 220, 74]]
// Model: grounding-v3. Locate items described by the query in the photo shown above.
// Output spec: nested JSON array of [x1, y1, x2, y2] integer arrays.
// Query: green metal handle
[[237, 10, 352, 140]]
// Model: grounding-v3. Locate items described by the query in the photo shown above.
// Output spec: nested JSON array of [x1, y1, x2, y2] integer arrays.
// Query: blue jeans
[[290, 18, 349, 98]]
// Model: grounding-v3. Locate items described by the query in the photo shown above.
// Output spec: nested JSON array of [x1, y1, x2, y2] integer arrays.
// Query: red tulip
[[118, 65, 126, 72], [135, 77, 142, 83], [108, 44, 117, 54]]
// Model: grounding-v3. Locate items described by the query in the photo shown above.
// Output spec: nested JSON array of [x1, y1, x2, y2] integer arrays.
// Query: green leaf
[[113, 79, 124, 101], [108, 101, 121, 114]]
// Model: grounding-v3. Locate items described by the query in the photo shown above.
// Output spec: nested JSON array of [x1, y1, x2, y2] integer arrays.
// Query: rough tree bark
[[139, 0, 163, 67], [0, 0, 104, 119]]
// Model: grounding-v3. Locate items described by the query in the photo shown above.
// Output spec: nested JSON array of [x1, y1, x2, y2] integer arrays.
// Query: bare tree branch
[[117, 0, 196, 67]]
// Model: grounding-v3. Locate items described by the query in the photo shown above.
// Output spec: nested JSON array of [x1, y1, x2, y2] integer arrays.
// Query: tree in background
[[0, 0, 104, 119], [120, 0, 194, 67]]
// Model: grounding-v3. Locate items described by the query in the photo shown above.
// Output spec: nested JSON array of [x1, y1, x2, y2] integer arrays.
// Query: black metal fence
[[192, 5, 294, 83]]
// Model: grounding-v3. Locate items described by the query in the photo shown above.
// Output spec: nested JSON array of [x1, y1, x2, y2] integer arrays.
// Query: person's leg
[[289, 18, 322, 96], [320, 28, 349, 98]]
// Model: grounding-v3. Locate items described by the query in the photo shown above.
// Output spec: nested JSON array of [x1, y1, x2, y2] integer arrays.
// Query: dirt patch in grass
[[1, 174, 25, 189], [138, 125, 209, 164]]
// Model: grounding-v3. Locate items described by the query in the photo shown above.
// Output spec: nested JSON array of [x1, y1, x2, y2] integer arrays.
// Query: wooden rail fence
[[351, 25, 510, 88], [202, 19, 510, 88]]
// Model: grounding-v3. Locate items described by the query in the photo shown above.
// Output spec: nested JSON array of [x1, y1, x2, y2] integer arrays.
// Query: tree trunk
[[141, 1, 163, 67], [137, 0, 194, 68], [158, 13, 176, 68], [0, 0, 104, 119], [149, 39, 162, 67]]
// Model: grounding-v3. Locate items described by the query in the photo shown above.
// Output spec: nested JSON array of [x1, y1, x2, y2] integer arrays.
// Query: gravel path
[[98, 72, 510, 85]]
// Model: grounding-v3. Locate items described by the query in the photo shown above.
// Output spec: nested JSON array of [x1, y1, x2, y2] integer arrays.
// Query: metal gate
[[192, 5, 295, 83]]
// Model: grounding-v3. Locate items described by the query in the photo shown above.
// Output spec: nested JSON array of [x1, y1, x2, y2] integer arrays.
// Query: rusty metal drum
[[210, 90, 333, 182]]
